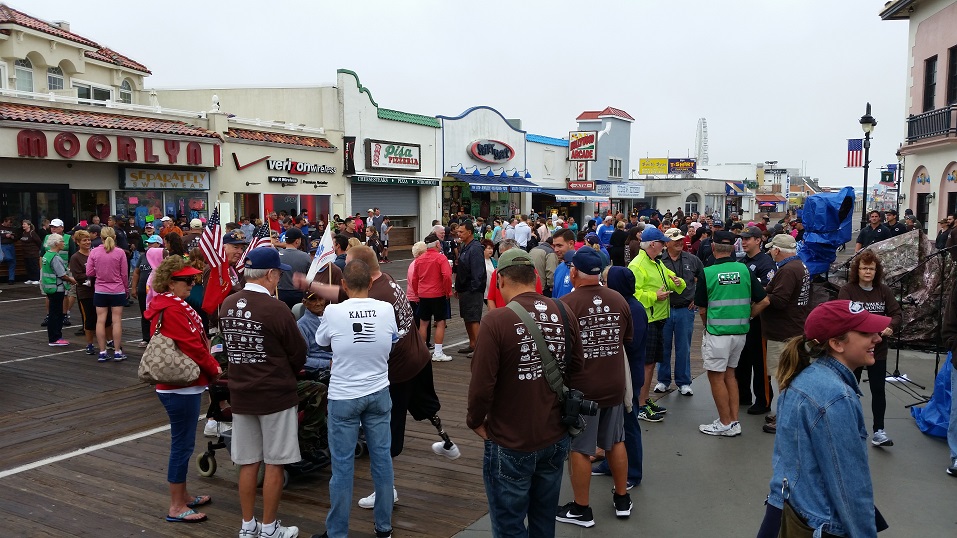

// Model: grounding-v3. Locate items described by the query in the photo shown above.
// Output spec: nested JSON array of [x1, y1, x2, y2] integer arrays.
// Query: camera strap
[[506, 299, 570, 401]]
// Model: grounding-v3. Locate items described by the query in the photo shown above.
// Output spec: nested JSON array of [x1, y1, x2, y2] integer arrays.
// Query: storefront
[[595, 180, 644, 216], [534, 179, 607, 223], [442, 170, 538, 221], [350, 174, 440, 244], [0, 103, 220, 229], [725, 181, 745, 220]]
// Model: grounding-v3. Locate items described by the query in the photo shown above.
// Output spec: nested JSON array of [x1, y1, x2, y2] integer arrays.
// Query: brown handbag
[[137, 311, 200, 385], [778, 478, 814, 538]]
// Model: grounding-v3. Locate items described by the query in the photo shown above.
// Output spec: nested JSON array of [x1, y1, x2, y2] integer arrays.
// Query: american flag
[[235, 224, 272, 275], [200, 205, 231, 314], [847, 139, 863, 168]]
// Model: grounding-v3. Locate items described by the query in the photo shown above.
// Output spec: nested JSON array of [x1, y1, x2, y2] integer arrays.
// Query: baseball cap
[[144, 222, 155, 228], [497, 248, 534, 272], [283, 227, 303, 242], [664, 228, 685, 241], [712, 219, 724, 228], [161, 216, 172, 222], [885, 209, 898, 216], [804, 300, 890, 343], [640, 227, 671, 243], [189, 218, 203, 229], [765, 234, 797, 250], [171, 266, 202, 278], [713, 231, 737, 245], [87, 224, 101, 234], [223, 230, 250, 245], [730, 221, 744, 231], [585, 232, 601, 246], [50, 218, 64, 227], [244, 247, 291, 271], [572, 247, 604, 275], [367, 208, 374, 213], [146, 234, 163, 244], [740, 226, 764, 238]]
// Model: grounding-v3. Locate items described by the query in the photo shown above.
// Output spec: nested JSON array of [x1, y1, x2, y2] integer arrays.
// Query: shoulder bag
[[137, 311, 201, 386]]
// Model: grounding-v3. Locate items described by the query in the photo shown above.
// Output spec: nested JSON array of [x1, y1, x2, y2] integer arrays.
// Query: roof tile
[[85, 47, 151, 74], [227, 128, 335, 149], [576, 106, 635, 122], [377, 108, 440, 128], [0, 102, 219, 138]]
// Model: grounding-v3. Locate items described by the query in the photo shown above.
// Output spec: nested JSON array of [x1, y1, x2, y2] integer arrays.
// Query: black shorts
[[417, 296, 449, 322], [78, 297, 112, 331], [389, 362, 441, 458], [645, 319, 666, 364], [381, 240, 389, 248], [458, 290, 484, 322], [93, 292, 126, 308]]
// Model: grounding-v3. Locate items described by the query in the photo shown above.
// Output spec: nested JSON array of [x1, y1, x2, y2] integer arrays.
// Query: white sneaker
[[728, 421, 742, 436], [699, 419, 735, 436], [357, 487, 398, 509], [679, 385, 694, 396], [260, 520, 298, 538], [432, 441, 461, 460], [871, 429, 894, 447], [653, 382, 668, 393], [239, 518, 262, 538], [431, 352, 453, 362]]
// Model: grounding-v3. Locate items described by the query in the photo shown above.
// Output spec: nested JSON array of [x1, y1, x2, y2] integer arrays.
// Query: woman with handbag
[[756, 300, 890, 538], [144, 255, 221, 524]]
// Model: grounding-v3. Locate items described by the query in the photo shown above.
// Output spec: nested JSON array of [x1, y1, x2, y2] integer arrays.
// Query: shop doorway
[[264, 194, 299, 221], [73, 190, 111, 227], [0, 183, 72, 228], [234, 193, 262, 223]]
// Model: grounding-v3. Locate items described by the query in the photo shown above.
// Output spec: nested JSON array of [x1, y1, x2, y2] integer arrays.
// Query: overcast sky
[[28, 0, 910, 189]]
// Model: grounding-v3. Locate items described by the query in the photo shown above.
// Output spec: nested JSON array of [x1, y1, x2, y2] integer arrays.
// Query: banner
[[879, 171, 895, 186], [638, 158, 668, 175], [668, 158, 697, 175], [343, 136, 356, 174]]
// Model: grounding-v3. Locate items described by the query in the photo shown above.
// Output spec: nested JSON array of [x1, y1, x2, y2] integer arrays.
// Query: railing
[[906, 105, 956, 142]]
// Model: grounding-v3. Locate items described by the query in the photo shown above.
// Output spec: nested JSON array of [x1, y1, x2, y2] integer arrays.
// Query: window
[[924, 55, 938, 112], [608, 158, 622, 179], [14, 58, 33, 93], [0, 63, 7, 90], [948, 46, 957, 104], [119, 80, 133, 104], [73, 81, 112, 105], [47, 66, 64, 91], [685, 194, 699, 215]]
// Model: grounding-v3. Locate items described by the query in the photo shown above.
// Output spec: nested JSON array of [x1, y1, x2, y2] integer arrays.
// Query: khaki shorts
[[570, 403, 625, 455], [702, 331, 747, 372], [765, 339, 789, 378], [230, 406, 301, 465]]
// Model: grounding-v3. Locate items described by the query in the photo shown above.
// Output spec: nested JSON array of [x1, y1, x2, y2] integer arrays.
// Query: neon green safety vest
[[703, 261, 752, 335], [40, 251, 61, 294]]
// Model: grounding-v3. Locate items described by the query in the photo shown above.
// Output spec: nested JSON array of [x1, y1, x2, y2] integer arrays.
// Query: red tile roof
[[576, 106, 635, 122], [0, 4, 150, 73], [0, 102, 220, 139], [227, 128, 334, 149]]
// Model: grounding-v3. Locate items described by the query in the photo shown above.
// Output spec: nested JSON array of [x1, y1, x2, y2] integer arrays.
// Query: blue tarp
[[797, 186, 855, 276], [911, 356, 952, 439]]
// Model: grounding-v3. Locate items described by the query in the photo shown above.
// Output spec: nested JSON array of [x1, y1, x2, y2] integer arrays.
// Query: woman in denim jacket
[[757, 300, 890, 538]]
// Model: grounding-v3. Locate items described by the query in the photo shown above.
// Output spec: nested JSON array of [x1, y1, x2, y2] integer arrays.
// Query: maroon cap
[[804, 300, 890, 342]]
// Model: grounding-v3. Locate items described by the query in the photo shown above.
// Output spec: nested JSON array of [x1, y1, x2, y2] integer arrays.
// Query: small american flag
[[200, 204, 230, 314], [236, 224, 272, 274], [847, 139, 863, 168]]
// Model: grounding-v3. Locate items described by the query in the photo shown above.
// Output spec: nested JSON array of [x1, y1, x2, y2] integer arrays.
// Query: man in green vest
[[694, 231, 769, 437]]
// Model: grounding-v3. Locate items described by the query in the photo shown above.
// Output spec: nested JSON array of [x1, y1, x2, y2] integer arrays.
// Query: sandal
[[166, 509, 207, 523], [186, 495, 211, 508]]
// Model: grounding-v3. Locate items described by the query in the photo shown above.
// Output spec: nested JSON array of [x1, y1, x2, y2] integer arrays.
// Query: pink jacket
[[409, 248, 452, 299], [86, 245, 129, 295], [406, 258, 419, 302]]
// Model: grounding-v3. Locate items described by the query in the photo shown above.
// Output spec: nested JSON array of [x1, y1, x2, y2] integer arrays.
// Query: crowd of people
[[13, 201, 957, 537]]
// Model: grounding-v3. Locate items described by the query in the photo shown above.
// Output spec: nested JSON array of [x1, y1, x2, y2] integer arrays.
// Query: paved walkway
[[456, 349, 956, 537]]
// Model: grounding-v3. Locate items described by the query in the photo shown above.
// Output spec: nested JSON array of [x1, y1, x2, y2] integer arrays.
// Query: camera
[[562, 388, 598, 437]]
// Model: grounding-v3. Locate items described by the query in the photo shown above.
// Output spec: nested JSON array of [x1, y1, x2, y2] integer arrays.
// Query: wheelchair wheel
[[196, 452, 217, 477], [355, 440, 368, 457]]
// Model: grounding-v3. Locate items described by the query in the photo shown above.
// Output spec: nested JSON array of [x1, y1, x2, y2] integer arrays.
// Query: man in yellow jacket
[[627, 226, 686, 422]]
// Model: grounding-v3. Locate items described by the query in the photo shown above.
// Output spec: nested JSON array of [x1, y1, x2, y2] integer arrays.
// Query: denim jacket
[[767, 356, 877, 538]]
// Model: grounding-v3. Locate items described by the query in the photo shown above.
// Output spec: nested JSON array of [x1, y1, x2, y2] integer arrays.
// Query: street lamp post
[[895, 146, 904, 215], [859, 103, 877, 229]]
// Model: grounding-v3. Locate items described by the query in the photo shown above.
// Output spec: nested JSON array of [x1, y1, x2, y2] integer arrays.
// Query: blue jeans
[[483, 436, 569, 538], [326, 387, 393, 538], [659, 306, 695, 386], [949, 364, 957, 460], [1, 244, 14, 281], [157, 391, 202, 483]]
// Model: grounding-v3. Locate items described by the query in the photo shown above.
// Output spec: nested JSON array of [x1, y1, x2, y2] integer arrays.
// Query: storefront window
[[300, 194, 330, 226], [115, 190, 164, 229], [264, 194, 299, 221], [234, 193, 261, 223], [168, 193, 209, 222]]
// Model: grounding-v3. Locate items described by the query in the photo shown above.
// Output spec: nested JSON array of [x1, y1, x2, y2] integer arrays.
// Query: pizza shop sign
[[468, 139, 515, 164], [15, 129, 212, 165], [365, 139, 422, 172]]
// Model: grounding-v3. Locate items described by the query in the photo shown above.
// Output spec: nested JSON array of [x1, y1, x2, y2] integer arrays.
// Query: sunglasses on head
[[171, 277, 196, 284]]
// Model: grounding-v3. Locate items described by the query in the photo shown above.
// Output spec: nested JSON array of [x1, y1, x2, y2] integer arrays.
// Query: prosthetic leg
[[428, 415, 461, 459]]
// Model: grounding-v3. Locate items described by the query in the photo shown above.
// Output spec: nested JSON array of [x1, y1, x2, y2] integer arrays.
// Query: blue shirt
[[297, 310, 332, 371], [767, 356, 876, 537], [552, 258, 575, 298]]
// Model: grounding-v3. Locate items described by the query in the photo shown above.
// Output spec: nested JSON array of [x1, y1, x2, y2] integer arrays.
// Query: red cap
[[171, 266, 202, 277], [804, 300, 890, 342]]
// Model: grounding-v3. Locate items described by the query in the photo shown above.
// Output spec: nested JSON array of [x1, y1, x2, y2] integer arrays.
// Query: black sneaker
[[645, 398, 667, 414], [107, 340, 115, 350], [62, 316, 72, 327], [374, 527, 393, 538], [613, 492, 632, 518], [747, 404, 771, 415], [85, 344, 96, 355], [40, 315, 49, 327], [456, 346, 474, 354], [556, 501, 594, 528]]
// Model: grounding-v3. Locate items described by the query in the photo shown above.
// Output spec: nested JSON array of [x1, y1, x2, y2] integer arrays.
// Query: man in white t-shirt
[[514, 215, 532, 250], [315, 259, 398, 538]]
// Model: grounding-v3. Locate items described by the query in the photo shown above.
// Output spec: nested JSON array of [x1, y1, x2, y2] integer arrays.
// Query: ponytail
[[776, 334, 846, 390], [100, 226, 116, 253]]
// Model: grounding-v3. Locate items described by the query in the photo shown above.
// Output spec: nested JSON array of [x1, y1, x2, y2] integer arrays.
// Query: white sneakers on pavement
[[431, 352, 452, 362], [679, 385, 694, 396], [357, 487, 398, 509], [653, 382, 668, 393], [699, 419, 741, 437], [432, 441, 461, 460]]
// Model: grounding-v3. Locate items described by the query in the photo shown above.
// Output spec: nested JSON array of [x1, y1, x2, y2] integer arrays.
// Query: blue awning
[[445, 173, 541, 193], [577, 190, 609, 202], [507, 176, 542, 193], [539, 189, 586, 202]]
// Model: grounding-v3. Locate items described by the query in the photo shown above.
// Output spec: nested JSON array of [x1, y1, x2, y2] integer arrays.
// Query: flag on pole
[[846, 139, 863, 168], [236, 224, 271, 275], [305, 224, 336, 282], [200, 204, 230, 314]]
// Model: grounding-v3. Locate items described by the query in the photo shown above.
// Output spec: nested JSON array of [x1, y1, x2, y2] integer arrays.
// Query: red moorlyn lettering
[[53, 132, 80, 158], [14, 129, 203, 165]]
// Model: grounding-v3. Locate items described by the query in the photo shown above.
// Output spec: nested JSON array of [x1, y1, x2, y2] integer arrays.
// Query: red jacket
[[144, 292, 220, 390], [409, 248, 452, 299]]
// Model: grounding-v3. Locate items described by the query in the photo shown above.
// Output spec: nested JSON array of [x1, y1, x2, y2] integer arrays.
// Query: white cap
[[50, 218, 64, 227], [161, 216, 172, 222]]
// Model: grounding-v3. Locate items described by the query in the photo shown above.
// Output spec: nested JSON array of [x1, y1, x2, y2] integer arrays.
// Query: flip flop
[[186, 495, 211, 508], [166, 509, 207, 523]]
